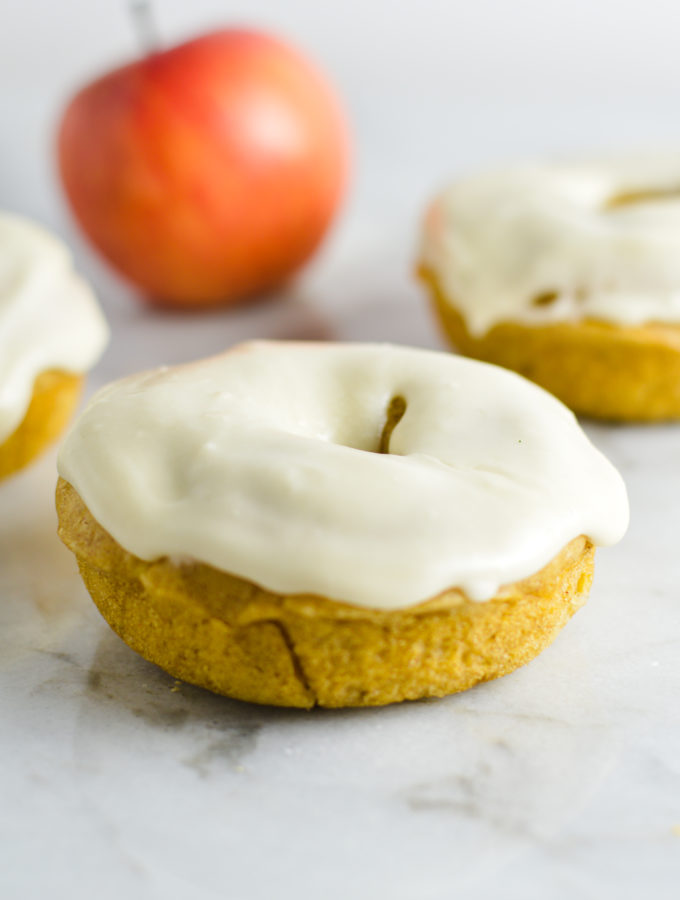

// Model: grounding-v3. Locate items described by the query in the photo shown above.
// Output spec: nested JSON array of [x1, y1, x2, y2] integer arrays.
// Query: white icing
[[421, 153, 680, 336], [57, 342, 628, 610], [0, 212, 109, 443]]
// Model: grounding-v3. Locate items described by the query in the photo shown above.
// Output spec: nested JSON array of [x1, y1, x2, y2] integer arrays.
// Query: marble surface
[[4, 1, 680, 896]]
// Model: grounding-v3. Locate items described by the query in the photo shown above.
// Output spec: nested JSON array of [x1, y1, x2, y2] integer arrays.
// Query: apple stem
[[129, 0, 160, 55]]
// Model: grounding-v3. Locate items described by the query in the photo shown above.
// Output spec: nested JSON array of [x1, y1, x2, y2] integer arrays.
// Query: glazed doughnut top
[[0, 212, 109, 442], [422, 153, 680, 336], [58, 342, 628, 609]]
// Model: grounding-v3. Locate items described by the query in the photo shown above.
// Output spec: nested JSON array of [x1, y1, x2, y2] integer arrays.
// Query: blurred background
[[6, 0, 680, 223], [4, 0, 680, 380]]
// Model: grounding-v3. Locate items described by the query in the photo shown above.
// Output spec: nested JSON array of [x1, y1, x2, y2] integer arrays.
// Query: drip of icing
[[0, 212, 109, 442], [58, 342, 628, 610], [421, 153, 680, 337]]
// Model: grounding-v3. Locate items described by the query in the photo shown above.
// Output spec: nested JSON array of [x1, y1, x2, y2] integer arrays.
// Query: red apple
[[57, 29, 349, 308]]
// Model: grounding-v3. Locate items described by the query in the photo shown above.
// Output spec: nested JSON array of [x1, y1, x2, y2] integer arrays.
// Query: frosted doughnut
[[420, 154, 680, 420], [0, 212, 108, 478], [56, 341, 628, 707]]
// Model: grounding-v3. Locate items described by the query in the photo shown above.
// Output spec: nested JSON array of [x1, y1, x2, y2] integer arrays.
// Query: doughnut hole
[[378, 395, 407, 453], [604, 187, 680, 209]]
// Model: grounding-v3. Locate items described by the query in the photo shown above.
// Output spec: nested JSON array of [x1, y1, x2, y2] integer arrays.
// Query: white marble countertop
[[3, 2, 680, 897]]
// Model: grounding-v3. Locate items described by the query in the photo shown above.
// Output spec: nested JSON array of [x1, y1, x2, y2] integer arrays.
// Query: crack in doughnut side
[[267, 621, 317, 707], [378, 396, 407, 454]]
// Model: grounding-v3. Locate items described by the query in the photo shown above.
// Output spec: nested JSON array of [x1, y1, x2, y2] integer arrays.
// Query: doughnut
[[0, 212, 108, 479], [419, 154, 680, 420], [56, 341, 628, 707]]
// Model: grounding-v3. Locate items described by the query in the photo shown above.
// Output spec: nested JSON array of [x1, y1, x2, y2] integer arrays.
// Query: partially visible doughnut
[[0, 372, 82, 480], [0, 212, 108, 479], [420, 155, 680, 420]]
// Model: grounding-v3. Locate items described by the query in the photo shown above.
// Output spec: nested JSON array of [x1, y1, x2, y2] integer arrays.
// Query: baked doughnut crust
[[56, 478, 595, 708], [0, 371, 82, 480], [420, 265, 680, 422]]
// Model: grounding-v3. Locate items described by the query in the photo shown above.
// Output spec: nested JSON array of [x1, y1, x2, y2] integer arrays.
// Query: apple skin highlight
[[58, 29, 350, 308]]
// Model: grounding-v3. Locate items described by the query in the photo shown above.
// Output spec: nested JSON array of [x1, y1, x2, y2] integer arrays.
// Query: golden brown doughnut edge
[[420, 265, 680, 421], [0, 371, 83, 481], [56, 478, 595, 709]]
